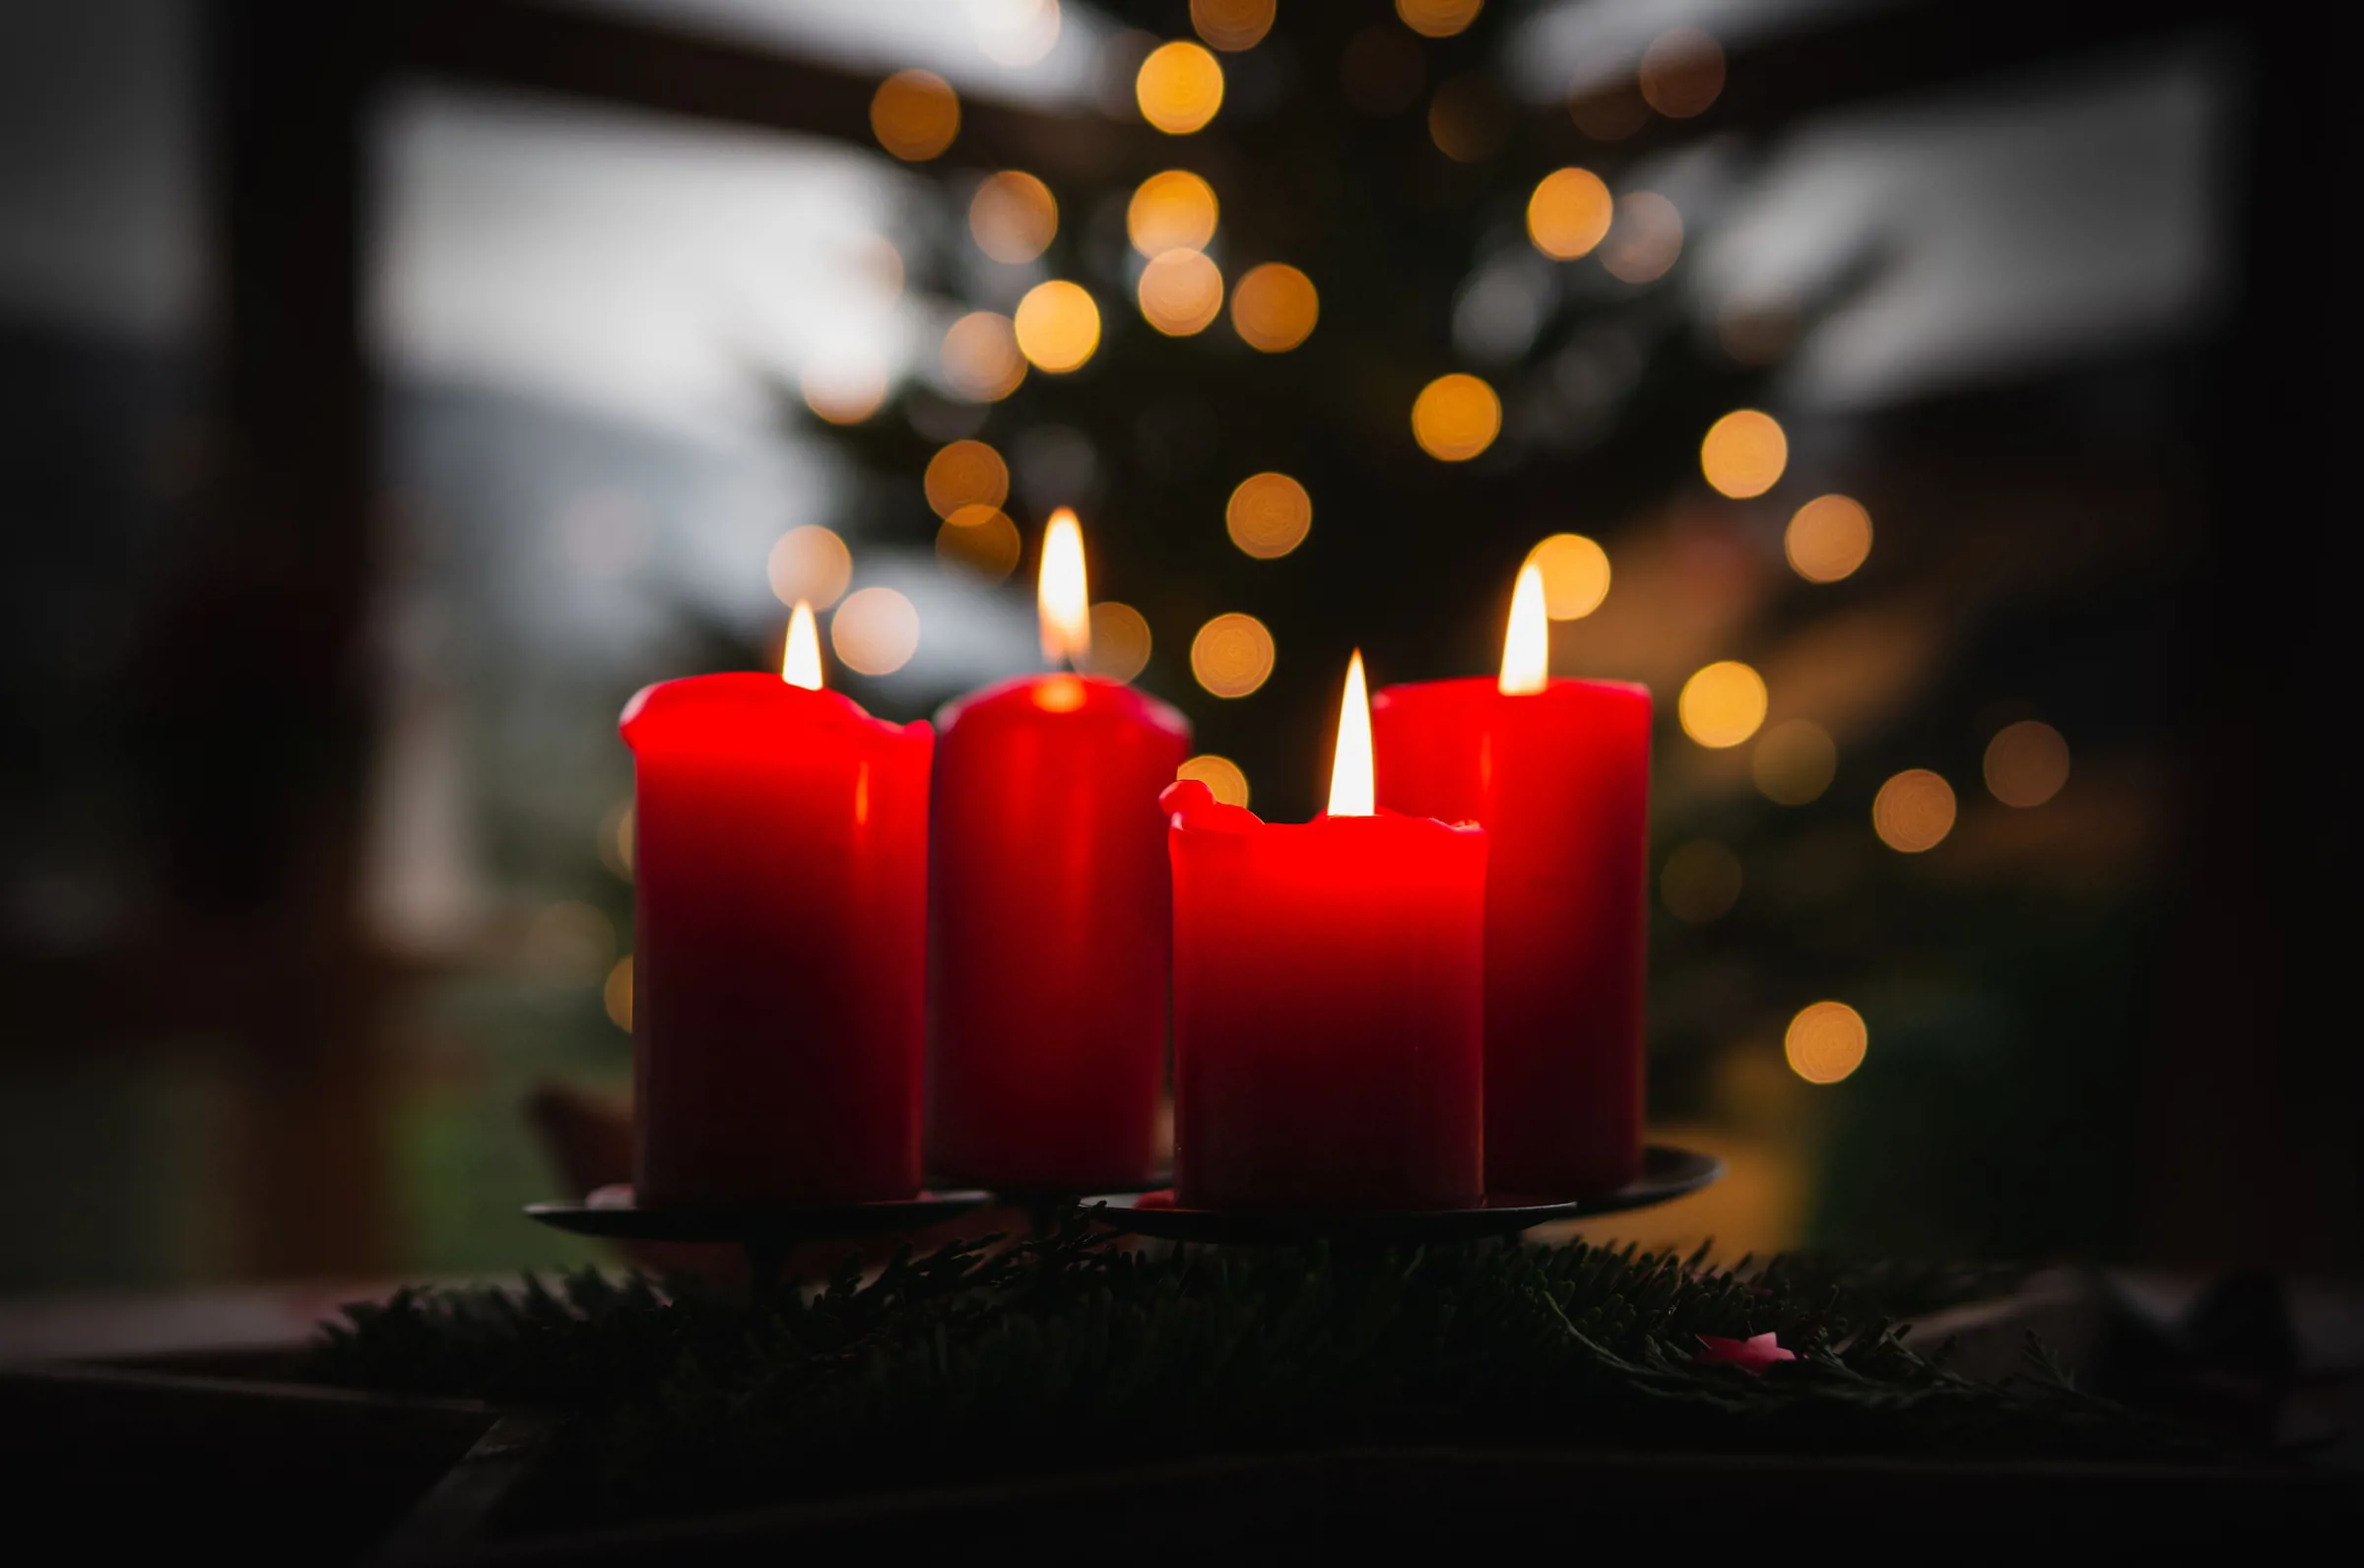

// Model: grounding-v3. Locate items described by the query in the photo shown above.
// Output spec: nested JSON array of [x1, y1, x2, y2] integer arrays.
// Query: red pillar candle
[[1370, 564, 1652, 1198], [620, 604, 933, 1206], [1167, 653, 1485, 1211], [928, 511, 1191, 1192]]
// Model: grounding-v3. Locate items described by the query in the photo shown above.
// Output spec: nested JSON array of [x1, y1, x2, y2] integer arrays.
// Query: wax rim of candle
[[620, 671, 929, 752], [1368, 674, 1654, 709], [1160, 778, 1479, 838], [935, 670, 1189, 737]]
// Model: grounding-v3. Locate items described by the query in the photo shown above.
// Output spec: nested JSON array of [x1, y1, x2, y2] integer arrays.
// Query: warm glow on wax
[[1327, 650, 1375, 817], [1038, 508, 1091, 667], [782, 601, 822, 689], [1499, 562, 1549, 695]]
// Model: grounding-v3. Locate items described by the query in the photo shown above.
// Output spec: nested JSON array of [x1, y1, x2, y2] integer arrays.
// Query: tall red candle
[[928, 512, 1191, 1192], [1167, 654, 1485, 1211], [620, 606, 932, 1206], [1370, 565, 1651, 1198]]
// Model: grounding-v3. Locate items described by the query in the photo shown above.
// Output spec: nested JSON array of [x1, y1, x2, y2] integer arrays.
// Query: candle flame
[[782, 601, 823, 689], [1038, 508, 1091, 667], [1326, 649, 1374, 817], [1499, 560, 1549, 695]]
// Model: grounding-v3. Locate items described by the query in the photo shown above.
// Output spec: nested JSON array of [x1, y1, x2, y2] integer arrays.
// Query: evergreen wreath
[[304, 1222, 2197, 1525]]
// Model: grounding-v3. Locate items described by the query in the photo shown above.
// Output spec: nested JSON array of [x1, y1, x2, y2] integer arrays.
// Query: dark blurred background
[[0, 0, 2351, 1294]]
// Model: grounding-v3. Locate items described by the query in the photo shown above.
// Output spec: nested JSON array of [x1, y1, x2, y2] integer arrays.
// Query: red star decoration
[[1695, 1332, 1797, 1375]]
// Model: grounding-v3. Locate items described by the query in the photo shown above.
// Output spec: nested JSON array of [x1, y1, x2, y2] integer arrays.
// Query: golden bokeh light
[[1700, 408, 1788, 498], [969, 170, 1059, 264], [1190, 612, 1276, 697], [1786, 1001, 1867, 1084], [1139, 248, 1225, 336], [1397, 0, 1482, 38], [1529, 533, 1610, 620], [1137, 40, 1225, 134], [1569, 79, 1647, 141], [1786, 494, 1872, 582], [1752, 719, 1837, 806], [1662, 839, 1743, 924], [1428, 74, 1508, 163], [1226, 472, 1313, 559], [766, 525, 853, 610], [935, 504, 1022, 581], [1601, 190, 1684, 283], [870, 70, 959, 162], [604, 955, 633, 1032], [1639, 27, 1726, 118], [1231, 262, 1319, 352], [1984, 721, 2070, 808], [1527, 167, 1614, 260], [1014, 280, 1101, 372], [1191, 0, 1273, 51], [799, 359, 887, 425], [923, 439, 1009, 518], [1082, 601, 1153, 684], [1872, 768, 1957, 853], [831, 585, 921, 676], [1176, 752, 1250, 808], [942, 311, 1026, 401], [1678, 660, 1768, 749], [1411, 372, 1502, 462], [1128, 169, 1219, 255]]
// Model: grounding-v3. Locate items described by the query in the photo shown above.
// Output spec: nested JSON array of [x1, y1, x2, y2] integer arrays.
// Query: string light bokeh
[[1191, 613, 1278, 698], [1679, 661, 1769, 749], [766, 526, 852, 610], [1872, 769, 1958, 853], [969, 171, 1058, 264], [831, 586, 922, 676], [1136, 40, 1225, 134], [1177, 751, 1252, 806], [1013, 281, 1101, 372], [1529, 534, 1612, 620], [1230, 263, 1319, 352], [1226, 473, 1314, 559], [1129, 171, 1217, 256], [869, 70, 959, 162], [1412, 373, 1501, 461], [942, 311, 1026, 400]]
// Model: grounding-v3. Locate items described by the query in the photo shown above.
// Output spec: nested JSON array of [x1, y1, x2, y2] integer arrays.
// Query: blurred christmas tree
[[785, 0, 2168, 1260]]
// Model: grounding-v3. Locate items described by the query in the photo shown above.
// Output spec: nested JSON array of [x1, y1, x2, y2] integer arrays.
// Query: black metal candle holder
[[525, 1143, 1722, 1291], [526, 1187, 993, 1300], [1077, 1143, 1724, 1245], [973, 1173, 1173, 1233]]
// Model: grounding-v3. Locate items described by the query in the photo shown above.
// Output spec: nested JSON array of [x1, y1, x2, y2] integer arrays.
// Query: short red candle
[[1165, 652, 1485, 1211], [1371, 674, 1652, 1198], [620, 670, 932, 1205], [928, 672, 1190, 1190], [1165, 785, 1486, 1210]]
